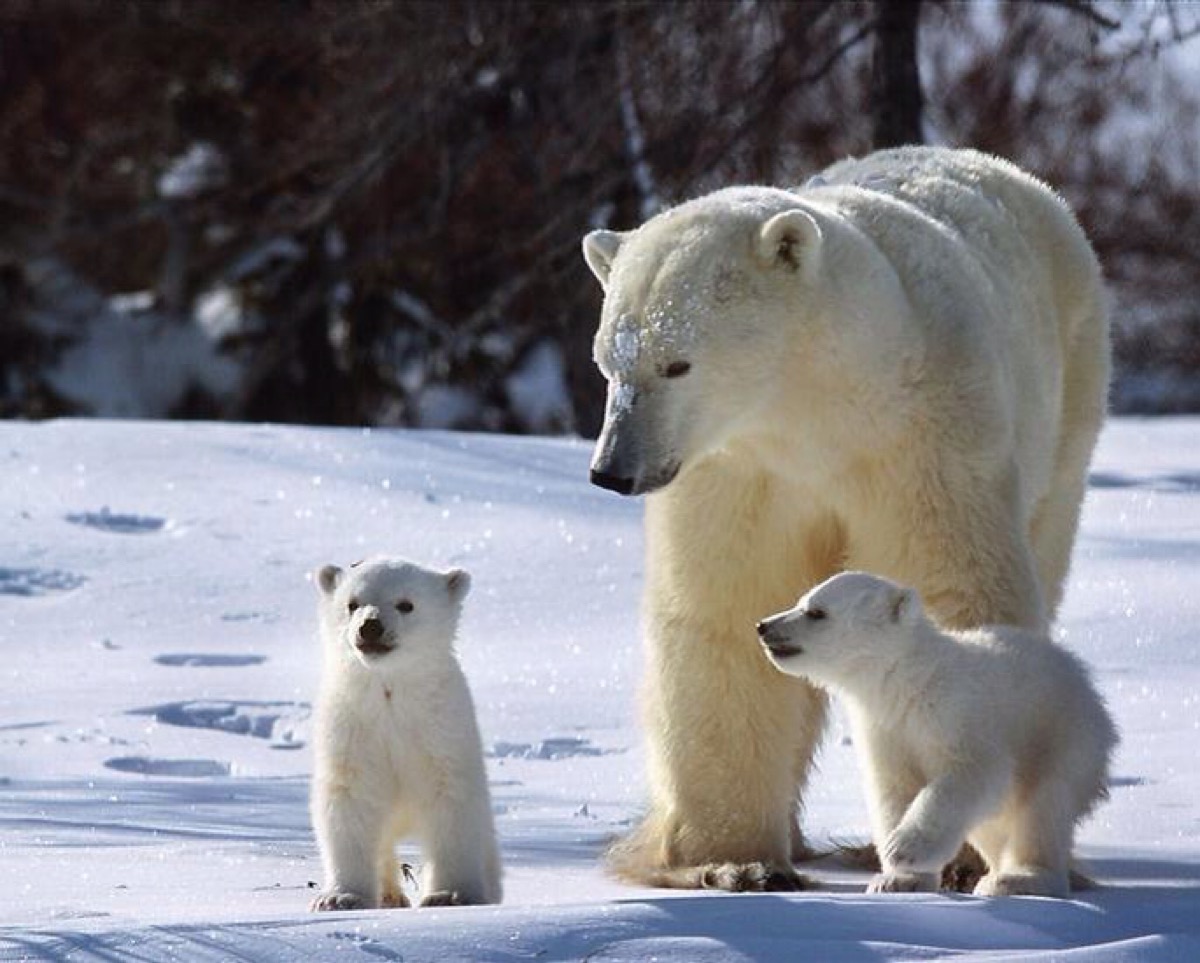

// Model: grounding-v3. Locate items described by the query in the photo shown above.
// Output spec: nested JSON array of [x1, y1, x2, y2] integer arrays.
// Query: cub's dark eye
[[396, 600, 414, 614], [347, 600, 360, 613], [805, 608, 826, 621], [663, 361, 691, 379]]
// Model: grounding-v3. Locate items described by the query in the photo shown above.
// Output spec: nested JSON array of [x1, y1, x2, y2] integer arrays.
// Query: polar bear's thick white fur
[[582, 147, 1109, 889], [759, 571, 1117, 897], [309, 558, 501, 910]]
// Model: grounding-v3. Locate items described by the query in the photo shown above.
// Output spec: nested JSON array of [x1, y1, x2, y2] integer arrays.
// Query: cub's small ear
[[446, 568, 472, 603], [889, 587, 921, 625], [316, 565, 342, 596], [582, 230, 626, 289], [758, 208, 822, 277]]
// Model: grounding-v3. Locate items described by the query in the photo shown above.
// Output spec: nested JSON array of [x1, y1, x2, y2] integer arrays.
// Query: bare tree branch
[[1034, 0, 1121, 32]]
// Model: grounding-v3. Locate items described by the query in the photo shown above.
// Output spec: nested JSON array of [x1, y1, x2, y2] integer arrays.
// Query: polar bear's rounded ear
[[316, 564, 342, 596], [446, 568, 472, 604], [889, 587, 921, 626], [758, 209, 822, 277], [582, 230, 626, 289]]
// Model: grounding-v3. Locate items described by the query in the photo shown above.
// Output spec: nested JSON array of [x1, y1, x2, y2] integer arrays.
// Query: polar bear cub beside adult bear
[[758, 572, 1117, 897], [309, 557, 501, 910]]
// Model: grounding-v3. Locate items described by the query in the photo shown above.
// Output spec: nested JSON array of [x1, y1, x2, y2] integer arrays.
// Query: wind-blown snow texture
[[1, 418, 1198, 961]]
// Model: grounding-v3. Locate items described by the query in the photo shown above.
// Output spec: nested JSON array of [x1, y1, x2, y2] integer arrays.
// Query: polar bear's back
[[808, 147, 1108, 524], [814, 146, 1104, 355]]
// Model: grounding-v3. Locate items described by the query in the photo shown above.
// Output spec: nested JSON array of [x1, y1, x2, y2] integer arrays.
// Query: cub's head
[[756, 572, 922, 684], [582, 187, 826, 496], [315, 557, 471, 670]]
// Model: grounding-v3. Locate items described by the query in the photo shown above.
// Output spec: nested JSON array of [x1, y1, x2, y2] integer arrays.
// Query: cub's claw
[[868, 871, 939, 894], [310, 891, 369, 912]]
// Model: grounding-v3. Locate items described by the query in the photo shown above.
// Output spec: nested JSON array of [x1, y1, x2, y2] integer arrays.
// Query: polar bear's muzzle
[[756, 619, 804, 659], [589, 381, 682, 496], [589, 438, 681, 496], [590, 463, 679, 497], [353, 616, 394, 657]]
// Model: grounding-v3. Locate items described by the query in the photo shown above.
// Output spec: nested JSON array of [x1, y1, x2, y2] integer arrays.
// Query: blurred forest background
[[2, 0, 1199, 435]]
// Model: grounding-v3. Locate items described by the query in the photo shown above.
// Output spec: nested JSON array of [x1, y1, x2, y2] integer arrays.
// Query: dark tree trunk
[[871, 0, 924, 149]]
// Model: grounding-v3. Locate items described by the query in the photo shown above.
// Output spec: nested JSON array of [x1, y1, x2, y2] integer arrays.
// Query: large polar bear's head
[[582, 187, 826, 496], [315, 557, 471, 671]]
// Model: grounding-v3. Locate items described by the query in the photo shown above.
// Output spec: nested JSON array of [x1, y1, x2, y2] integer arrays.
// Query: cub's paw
[[974, 870, 1069, 898], [699, 862, 815, 893], [310, 891, 371, 912], [868, 871, 939, 894], [381, 889, 411, 909], [419, 890, 463, 907]]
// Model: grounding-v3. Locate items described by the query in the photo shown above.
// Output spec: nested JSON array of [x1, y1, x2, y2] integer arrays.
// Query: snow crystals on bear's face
[[601, 276, 703, 387], [609, 379, 636, 418], [610, 315, 643, 379]]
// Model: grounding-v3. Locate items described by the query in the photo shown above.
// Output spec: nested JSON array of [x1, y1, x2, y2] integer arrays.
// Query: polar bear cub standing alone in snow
[[310, 557, 501, 910], [758, 572, 1116, 897]]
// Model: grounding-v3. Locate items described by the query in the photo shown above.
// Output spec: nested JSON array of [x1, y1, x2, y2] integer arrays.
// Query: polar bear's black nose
[[590, 469, 635, 495], [358, 618, 384, 643]]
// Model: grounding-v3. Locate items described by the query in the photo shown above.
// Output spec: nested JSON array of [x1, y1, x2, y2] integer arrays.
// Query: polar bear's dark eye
[[805, 608, 826, 621], [347, 599, 360, 613], [662, 361, 691, 379], [396, 600, 414, 614]]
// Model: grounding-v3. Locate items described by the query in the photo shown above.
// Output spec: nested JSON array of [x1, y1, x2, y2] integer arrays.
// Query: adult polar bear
[[581, 146, 1110, 890]]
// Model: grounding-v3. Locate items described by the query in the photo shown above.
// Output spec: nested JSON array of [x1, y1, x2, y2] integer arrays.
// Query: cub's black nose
[[590, 469, 635, 495], [358, 618, 384, 643], [756, 621, 768, 637]]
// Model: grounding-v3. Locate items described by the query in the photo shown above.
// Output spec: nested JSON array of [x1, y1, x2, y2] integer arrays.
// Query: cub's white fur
[[759, 572, 1117, 897], [309, 557, 501, 910]]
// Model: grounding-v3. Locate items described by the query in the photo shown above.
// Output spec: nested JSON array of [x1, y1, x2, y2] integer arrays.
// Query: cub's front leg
[[859, 725, 937, 894], [310, 784, 390, 911], [417, 783, 501, 906], [882, 762, 1009, 882]]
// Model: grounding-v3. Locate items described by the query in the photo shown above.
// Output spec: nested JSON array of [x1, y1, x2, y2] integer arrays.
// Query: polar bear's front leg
[[311, 785, 389, 911], [606, 469, 841, 891], [608, 615, 825, 891]]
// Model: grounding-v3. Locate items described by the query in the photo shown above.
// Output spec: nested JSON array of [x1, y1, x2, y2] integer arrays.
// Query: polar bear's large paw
[[941, 843, 988, 893], [310, 890, 371, 912], [867, 871, 939, 894], [699, 862, 815, 893]]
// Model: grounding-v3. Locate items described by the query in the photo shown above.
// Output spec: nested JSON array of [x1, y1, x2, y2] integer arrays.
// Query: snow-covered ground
[[1, 418, 1198, 961]]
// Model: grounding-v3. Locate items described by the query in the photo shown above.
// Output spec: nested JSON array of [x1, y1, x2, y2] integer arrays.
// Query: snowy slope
[[1, 418, 1198, 961]]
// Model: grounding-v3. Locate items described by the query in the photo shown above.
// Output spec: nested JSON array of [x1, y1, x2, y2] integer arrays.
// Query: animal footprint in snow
[[219, 610, 280, 624], [104, 756, 231, 778], [0, 567, 86, 596], [65, 507, 168, 534], [489, 736, 617, 760], [154, 653, 267, 668], [132, 699, 309, 749]]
